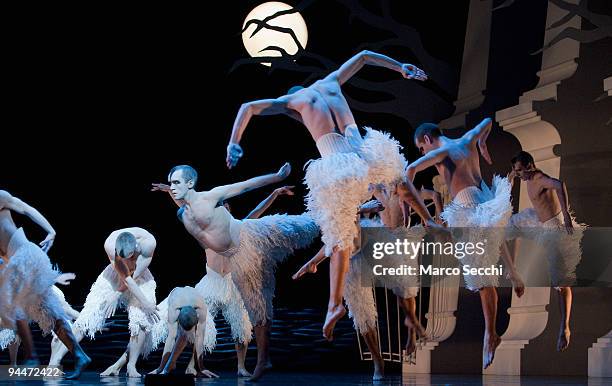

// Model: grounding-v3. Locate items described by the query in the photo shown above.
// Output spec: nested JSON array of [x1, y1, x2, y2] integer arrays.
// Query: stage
[[3, 371, 610, 386]]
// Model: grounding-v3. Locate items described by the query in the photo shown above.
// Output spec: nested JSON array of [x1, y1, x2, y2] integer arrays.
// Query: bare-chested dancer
[[506, 151, 586, 351], [294, 188, 440, 380], [406, 119, 515, 369], [0, 190, 90, 379], [49, 227, 161, 378], [152, 164, 318, 380], [148, 286, 218, 378], [227, 50, 438, 341], [151, 183, 295, 378], [1, 285, 80, 366]]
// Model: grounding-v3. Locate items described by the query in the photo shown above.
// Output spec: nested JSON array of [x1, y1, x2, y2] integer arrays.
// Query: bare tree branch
[[242, 0, 316, 36], [534, 0, 612, 53], [244, 19, 305, 51]]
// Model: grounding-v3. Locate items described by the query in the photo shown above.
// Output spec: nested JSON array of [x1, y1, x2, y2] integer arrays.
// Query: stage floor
[[3, 371, 610, 386]]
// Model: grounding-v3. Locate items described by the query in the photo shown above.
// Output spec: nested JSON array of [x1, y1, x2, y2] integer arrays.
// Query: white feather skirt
[[440, 176, 512, 291], [0, 229, 66, 336], [508, 208, 586, 287], [359, 127, 408, 188], [72, 265, 160, 358], [304, 151, 370, 256], [195, 267, 252, 344], [344, 250, 377, 335], [228, 214, 319, 325]]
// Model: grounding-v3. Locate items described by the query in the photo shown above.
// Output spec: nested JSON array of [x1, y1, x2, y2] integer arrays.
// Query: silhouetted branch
[[242, 0, 316, 36], [533, 0, 612, 54]]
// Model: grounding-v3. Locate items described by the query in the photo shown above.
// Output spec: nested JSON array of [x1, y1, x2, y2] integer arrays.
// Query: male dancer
[[50, 227, 161, 377], [151, 182, 295, 377], [149, 286, 218, 378], [152, 164, 318, 380], [0, 190, 90, 379], [507, 151, 585, 351], [294, 188, 440, 380], [227, 50, 438, 341], [406, 119, 516, 368], [1, 285, 80, 365]]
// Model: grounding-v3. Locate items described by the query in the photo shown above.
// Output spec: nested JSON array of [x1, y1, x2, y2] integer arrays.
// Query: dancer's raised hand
[[274, 186, 295, 196], [292, 260, 318, 280], [151, 183, 171, 192], [143, 302, 160, 324], [479, 139, 493, 165], [226, 143, 244, 169], [40, 233, 55, 252], [276, 163, 292, 180], [401, 64, 428, 81]]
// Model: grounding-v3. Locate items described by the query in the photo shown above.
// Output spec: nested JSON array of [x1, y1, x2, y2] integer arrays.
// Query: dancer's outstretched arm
[[192, 301, 218, 378], [208, 163, 291, 204], [245, 186, 295, 220], [104, 240, 159, 323], [464, 117, 493, 165], [328, 50, 427, 85], [156, 303, 180, 374], [420, 188, 443, 221], [227, 96, 292, 168], [151, 183, 184, 208], [293, 246, 328, 280], [0, 190, 56, 252], [406, 148, 449, 182], [132, 238, 155, 280]]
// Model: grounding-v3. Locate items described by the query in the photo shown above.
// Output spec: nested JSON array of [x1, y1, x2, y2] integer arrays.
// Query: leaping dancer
[[227, 50, 439, 342], [506, 151, 586, 351], [406, 119, 520, 368]]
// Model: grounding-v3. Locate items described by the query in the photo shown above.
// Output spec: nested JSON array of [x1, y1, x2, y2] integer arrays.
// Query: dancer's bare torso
[[525, 172, 562, 223], [204, 249, 231, 276], [0, 209, 19, 259], [435, 138, 483, 199], [286, 78, 356, 141], [103, 227, 156, 288], [180, 193, 243, 254], [372, 190, 404, 228]]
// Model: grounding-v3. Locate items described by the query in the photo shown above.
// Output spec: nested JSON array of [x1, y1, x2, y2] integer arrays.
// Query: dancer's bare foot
[[557, 328, 571, 352], [508, 272, 525, 298], [248, 365, 266, 382], [23, 358, 41, 366], [323, 305, 346, 341], [100, 365, 121, 377], [126, 365, 141, 378], [65, 353, 91, 380], [185, 366, 197, 376], [196, 369, 219, 378], [237, 367, 252, 377], [372, 364, 384, 381], [483, 333, 501, 369], [405, 328, 417, 356], [404, 316, 429, 342], [264, 360, 273, 371]]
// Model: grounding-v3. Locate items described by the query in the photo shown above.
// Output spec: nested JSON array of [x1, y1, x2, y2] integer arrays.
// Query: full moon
[[242, 2, 308, 66]]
